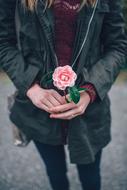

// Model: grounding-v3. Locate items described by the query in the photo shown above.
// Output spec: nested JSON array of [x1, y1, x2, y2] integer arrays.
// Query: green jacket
[[0, 0, 127, 164]]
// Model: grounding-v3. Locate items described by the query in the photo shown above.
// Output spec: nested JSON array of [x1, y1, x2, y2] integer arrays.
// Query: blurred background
[[0, 1, 127, 190]]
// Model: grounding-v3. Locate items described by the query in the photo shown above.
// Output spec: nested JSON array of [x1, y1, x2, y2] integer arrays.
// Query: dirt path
[[0, 72, 127, 190]]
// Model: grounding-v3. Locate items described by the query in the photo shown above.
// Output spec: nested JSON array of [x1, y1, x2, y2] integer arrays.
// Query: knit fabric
[[53, 0, 80, 66]]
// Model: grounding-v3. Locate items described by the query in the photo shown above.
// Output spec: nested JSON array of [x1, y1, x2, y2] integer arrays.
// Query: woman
[[0, 0, 127, 189]]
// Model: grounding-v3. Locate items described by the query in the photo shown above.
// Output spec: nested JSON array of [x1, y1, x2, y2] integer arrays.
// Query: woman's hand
[[26, 83, 66, 113], [49, 91, 91, 120]]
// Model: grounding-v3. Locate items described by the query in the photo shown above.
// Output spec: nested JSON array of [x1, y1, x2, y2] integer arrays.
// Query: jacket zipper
[[62, 0, 99, 145], [71, 0, 99, 69]]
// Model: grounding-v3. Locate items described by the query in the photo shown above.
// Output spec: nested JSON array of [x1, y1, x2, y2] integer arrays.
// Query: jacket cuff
[[80, 83, 97, 103]]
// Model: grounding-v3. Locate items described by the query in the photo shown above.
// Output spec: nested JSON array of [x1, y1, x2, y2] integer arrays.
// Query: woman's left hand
[[49, 91, 90, 120]]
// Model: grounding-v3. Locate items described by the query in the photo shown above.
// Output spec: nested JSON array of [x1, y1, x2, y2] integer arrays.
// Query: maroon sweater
[[52, 0, 96, 144], [53, 0, 80, 66]]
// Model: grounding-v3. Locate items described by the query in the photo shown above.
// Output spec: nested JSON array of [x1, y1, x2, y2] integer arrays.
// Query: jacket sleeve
[[0, 0, 41, 96], [82, 0, 127, 100]]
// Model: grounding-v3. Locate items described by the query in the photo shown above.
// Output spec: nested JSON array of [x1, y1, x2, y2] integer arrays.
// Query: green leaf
[[69, 86, 80, 104], [44, 79, 53, 88], [40, 71, 53, 86], [46, 79, 53, 84]]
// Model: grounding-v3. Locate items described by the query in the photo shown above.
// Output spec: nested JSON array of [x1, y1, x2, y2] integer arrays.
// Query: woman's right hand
[[26, 83, 66, 113]]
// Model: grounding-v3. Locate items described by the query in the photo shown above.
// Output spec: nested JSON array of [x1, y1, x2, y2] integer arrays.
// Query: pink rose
[[52, 65, 77, 90]]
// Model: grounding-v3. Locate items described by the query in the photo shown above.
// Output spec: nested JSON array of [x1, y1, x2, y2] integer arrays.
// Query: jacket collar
[[35, 0, 55, 49]]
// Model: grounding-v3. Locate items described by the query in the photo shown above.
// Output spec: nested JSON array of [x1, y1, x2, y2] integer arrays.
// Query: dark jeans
[[34, 140, 102, 190]]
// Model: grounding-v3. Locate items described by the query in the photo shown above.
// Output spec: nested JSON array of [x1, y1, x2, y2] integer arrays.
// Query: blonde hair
[[22, 0, 96, 12]]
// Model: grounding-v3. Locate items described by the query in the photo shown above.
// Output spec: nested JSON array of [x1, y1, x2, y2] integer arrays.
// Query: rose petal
[[52, 65, 77, 90]]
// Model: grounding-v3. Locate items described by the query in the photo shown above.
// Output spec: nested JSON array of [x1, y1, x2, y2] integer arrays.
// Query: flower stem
[[64, 90, 71, 103]]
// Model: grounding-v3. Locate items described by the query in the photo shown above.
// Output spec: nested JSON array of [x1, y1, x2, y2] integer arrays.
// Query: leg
[[76, 150, 102, 190], [33, 140, 70, 190]]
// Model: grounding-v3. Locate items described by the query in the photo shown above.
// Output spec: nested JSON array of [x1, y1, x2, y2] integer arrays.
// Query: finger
[[48, 95, 61, 107], [35, 101, 51, 113], [50, 108, 79, 119], [40, 98, 54, 109], [51, 90, 66, 104], [49, 102, 77, 113], [67, 114, 78, 120]]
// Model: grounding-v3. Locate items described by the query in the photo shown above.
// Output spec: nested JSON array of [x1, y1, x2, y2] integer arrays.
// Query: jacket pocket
[[12, 93, 39, 116], [13, 91, 50, 120]]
